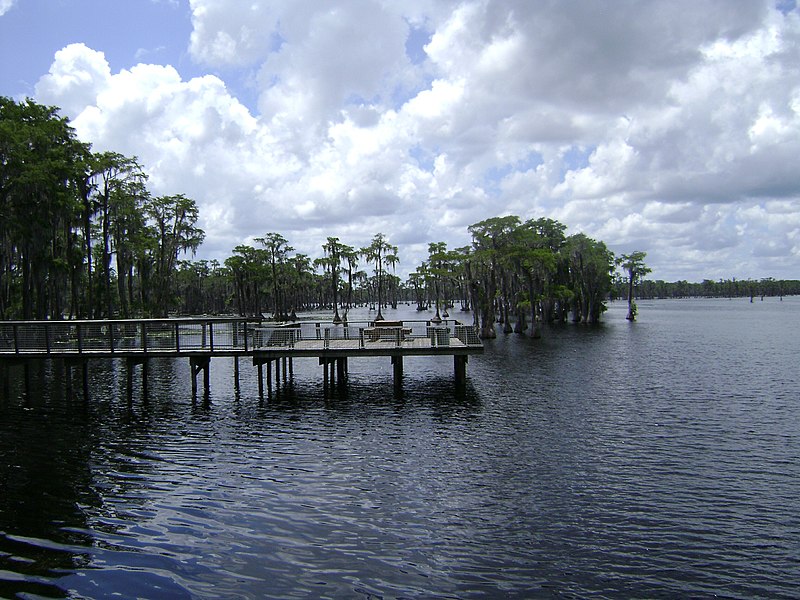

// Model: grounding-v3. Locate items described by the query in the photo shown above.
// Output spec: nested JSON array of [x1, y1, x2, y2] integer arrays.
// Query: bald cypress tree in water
[[144, 194, 205, 317], [467, 216, 521, 338], [360, 233, 398, 322], [619, 251, 651, 321], [564, 233, 615, 324], [0, 97, 85, 319]]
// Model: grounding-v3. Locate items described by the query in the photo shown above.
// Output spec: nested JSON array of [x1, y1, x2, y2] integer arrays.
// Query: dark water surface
[[1, 299, 799, 599]]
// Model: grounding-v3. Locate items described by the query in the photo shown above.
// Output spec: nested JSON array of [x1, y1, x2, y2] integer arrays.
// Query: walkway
[[0, 317, 483, 397]]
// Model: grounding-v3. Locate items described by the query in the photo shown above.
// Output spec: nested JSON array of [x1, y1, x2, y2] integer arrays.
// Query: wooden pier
[[0, 317, 483, 399]]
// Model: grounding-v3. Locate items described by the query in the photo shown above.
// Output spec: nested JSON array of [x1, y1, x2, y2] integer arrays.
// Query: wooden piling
[[65, 358, 90, 400], [190, 356, 211, 397], [392, 355, 403, 388], [126, 357, 150, 402], [454, 355, 468, 386]]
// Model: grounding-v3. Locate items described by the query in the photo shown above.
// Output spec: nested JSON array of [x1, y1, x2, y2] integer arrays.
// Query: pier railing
[[0, 317, 261, 356], [255, 319, 482, 350], [0, 318, 482, 356]]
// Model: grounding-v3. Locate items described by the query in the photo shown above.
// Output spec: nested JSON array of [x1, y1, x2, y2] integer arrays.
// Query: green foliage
[[618, 250, 651, 321], [1, 97, 86, 318], [450, 215, 617, 335], [0, 96, 204, 319], [613, 276, 800, 299], [360, 233, 399, 320], [4, 95, 794, 325]]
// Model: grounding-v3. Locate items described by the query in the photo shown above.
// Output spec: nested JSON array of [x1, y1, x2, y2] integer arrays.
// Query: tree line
[[1, 97, 204, 320], [204, 215, 642, 339], [2, 97, 638, 334], [5, 97, 792, 338], [408, 216, 633, 338], [614, 277, 800, 301]]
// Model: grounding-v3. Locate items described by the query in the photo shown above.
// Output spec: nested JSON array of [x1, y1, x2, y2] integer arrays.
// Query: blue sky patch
[[405, 23, 431, 66]]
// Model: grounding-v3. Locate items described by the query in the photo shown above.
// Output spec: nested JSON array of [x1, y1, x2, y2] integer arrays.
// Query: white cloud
[[0, 0, 15, 16], [29, 1, 800, 281], [35, 44, 111, 117], [188, 0, 279, 67]]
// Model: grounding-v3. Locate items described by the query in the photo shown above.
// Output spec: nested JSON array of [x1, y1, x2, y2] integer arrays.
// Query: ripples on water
[[1, 299, 799, 598]]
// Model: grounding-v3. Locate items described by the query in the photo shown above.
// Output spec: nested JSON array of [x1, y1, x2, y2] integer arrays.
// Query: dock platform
[[0, 317, 483, 398]]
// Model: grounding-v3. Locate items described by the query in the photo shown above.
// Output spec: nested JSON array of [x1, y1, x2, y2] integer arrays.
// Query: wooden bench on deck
[[363, 320, 412, 342]]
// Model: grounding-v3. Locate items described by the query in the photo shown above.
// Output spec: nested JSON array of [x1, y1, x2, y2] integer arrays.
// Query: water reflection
[[1, 300, 800, 598]]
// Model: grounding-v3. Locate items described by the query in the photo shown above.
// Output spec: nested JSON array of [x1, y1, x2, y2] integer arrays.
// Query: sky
[[1, 0, 799, 282]]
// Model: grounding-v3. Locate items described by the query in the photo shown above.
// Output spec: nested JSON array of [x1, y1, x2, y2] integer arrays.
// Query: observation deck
[[0, 317, 483, 398]]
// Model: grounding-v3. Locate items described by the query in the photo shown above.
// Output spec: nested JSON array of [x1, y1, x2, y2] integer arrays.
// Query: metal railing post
[[141, 321, 148, 353]]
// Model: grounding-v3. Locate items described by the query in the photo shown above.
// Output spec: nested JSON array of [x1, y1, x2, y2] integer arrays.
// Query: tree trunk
[[502, 301, 513, 333], [83, 197, 93, 319], [626, 273, 636, 321], [117, 251, 129, 318], [480, 304, 496, 338], [514, 309, 526, 334]]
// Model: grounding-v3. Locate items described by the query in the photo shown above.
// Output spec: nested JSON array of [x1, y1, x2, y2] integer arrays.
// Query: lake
[[1, 298, 799, 599]]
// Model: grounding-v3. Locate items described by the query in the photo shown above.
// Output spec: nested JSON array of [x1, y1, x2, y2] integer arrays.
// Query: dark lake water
[[1, 298, 799, 599]]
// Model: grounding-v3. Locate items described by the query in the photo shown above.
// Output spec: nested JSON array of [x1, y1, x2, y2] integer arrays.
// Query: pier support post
[[190, 356, 211, 397], [336, 357, 347, 383], [65, 358, 90, 400], [234, 357, 240, 390], [321, 357, 329, 387], [454, 355, 468, 386], [2, 359, 30, 400], [267, 360, 273, 394], [320, 357, 342, 390], [126, 357, 150, 402], [392, 355, 403, 388], [254, 356, 275, 400], [1, 361, 8, 398]]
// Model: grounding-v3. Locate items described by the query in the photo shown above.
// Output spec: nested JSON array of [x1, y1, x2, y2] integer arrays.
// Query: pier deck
[[0, 317, 483, 397]]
